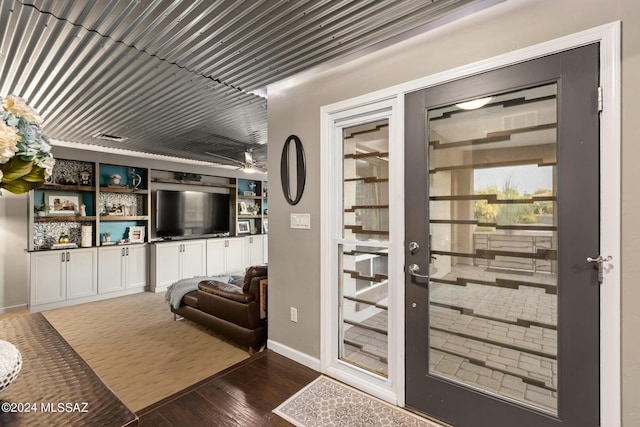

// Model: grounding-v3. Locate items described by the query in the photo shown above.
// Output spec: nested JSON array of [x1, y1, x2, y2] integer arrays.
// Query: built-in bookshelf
[[29, 160, 150, 251]]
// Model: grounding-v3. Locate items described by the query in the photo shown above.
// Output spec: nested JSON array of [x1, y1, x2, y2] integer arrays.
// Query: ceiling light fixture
[[91, 132, 128, 142], [455, 96, 493, 110]]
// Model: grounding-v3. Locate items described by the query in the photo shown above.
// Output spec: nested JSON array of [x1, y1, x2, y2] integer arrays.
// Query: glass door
[[340, 120, 390, 377], [405, 45, 600, 427]]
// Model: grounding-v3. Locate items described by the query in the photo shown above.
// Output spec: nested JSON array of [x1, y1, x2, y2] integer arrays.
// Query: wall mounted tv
[[156, 190, 230, 238]]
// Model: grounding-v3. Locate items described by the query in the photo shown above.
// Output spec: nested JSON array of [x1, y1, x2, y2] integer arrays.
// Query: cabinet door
[[181, 240, 207, 279], [98, 246, 126, 294], [263, 234, 268, 264], [67, 248, 98, 299], [246, 235, 264, 268], [126, 245, 147, 289], [30, 251, 66, 305], [206, 239, 226, 276], [226, 238, 246, 273], [154, 242, 182, 290]]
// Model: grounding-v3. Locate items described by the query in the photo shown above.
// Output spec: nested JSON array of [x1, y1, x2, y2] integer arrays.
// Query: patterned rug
[[274, 376, 444, 427]]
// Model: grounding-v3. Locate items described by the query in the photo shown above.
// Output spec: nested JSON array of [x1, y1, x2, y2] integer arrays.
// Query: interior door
[[405, 45, 600, 427]]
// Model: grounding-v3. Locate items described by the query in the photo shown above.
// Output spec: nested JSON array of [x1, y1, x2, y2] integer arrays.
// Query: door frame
[[321, 21, 620, 426]]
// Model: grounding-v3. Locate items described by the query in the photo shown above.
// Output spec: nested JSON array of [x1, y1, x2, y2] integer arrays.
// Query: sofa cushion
[[243, 265, 268, 292], [182, 290, 199, 309], [198, 280, 255, 303]]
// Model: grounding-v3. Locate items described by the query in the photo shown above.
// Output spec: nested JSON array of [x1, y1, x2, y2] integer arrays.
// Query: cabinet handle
[[62, 253, 66, 263], [122, 248, 126, 257], [66, 252, 70, 262], [126, 247, 129, 256]]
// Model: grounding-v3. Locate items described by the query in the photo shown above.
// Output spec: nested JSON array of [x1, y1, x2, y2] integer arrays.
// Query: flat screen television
[[156, 190, 230, 238]]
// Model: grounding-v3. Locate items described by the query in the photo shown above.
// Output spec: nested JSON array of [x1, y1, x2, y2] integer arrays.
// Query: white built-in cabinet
[[206, 237, 245, 276], [150, 240, 207, 292], [98, 244, 148, 293], [245, 234, 265, 267], [150, 235, 269, 292], [263, 234, 268, 263], [30, 248, 97, 311]]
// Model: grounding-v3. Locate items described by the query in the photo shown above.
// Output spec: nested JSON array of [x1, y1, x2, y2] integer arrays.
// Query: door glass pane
[[343, 121, 389, 241], [339, 120, 389, 377], [427, 84, 558, 413], [339, 244, 389, 377]]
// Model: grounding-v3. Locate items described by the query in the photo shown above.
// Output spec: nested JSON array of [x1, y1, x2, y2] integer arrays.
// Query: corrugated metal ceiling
[[0, 0, 494, 167]]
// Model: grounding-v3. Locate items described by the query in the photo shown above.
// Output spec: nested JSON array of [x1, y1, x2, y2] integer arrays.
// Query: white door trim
[[320, 21, 620, 426]]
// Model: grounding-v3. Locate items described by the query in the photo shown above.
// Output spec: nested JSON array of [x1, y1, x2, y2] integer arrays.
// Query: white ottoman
[[0, 340, 22, 393]]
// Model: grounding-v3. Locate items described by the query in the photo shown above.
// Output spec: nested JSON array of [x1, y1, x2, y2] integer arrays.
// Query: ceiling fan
[[204, 149, 266, 173]]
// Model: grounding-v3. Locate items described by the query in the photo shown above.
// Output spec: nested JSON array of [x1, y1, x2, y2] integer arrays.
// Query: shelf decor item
[[46, 193, 80, 215], [237, 220, 250, 234], [81, 225, 92, 247], [128, 226, 145, 243], [0, 95, 55, 194], [129, 168, 142, 190], [110, 174, 122, 185]]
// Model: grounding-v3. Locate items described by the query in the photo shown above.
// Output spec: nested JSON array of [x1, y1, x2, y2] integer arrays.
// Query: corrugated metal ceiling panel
[[0, 0, 491, 165]]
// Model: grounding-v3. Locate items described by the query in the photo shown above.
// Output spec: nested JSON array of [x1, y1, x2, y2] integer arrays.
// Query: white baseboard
[[267, 339, 321, 372], [0, 304, 28, 314]]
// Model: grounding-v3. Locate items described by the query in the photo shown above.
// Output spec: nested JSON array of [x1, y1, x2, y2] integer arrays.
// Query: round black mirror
[[280, 135, 306, 205]]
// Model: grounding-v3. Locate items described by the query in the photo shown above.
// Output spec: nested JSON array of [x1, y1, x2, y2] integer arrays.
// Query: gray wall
[[266, 0, 639, 424], [0, 145, 264, 313]]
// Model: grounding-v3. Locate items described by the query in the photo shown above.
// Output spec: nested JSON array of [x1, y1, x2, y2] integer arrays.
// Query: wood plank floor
[[138, 349, 319, 426]]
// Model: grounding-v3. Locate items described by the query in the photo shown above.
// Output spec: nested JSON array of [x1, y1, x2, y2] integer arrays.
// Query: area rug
[[0, 313, 136, 426], [42, 292, 249, 413], [274, 376, 444, 427]]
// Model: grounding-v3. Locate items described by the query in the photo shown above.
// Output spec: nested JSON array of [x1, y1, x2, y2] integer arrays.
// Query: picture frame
[[128, 226, 145, 243], [46, 193, 80, 215], [237, 220, 251, 234], [262, 219, 268, 234]]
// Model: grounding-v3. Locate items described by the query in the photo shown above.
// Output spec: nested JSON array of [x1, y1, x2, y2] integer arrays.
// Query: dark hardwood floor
[[137, 349, 319, 427]]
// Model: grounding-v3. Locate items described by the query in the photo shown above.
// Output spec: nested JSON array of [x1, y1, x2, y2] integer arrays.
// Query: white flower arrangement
[[0, 95, 55, 194]]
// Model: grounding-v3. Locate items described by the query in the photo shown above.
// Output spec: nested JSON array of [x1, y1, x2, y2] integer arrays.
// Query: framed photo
[[128, 226, 145, 243], [47, 193, 80, 215], [237, 220, 251, 234], [262, 219, 268, 234]]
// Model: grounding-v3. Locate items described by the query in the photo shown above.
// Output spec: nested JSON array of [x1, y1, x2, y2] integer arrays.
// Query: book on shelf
[[51, 243, 78, 250]]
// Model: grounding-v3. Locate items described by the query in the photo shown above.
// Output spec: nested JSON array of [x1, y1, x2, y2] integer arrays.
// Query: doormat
[[273, 376, 444, 427]]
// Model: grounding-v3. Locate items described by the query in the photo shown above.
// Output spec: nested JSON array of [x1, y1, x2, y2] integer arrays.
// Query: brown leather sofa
[[170, 265, 267, 353]]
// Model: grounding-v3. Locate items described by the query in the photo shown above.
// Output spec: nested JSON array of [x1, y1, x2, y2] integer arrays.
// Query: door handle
[[587, 255, 612, 283], [408, 264, 430, 279]]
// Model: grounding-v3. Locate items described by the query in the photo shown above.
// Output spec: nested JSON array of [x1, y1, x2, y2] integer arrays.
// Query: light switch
[[290, 213, 311, 229]]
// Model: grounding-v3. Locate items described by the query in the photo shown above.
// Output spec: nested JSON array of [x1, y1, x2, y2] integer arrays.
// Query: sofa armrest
[[198, 280, 255, 303]]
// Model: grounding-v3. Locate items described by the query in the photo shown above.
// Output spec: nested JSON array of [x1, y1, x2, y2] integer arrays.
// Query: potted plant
[[34, 203, 47, 216]]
